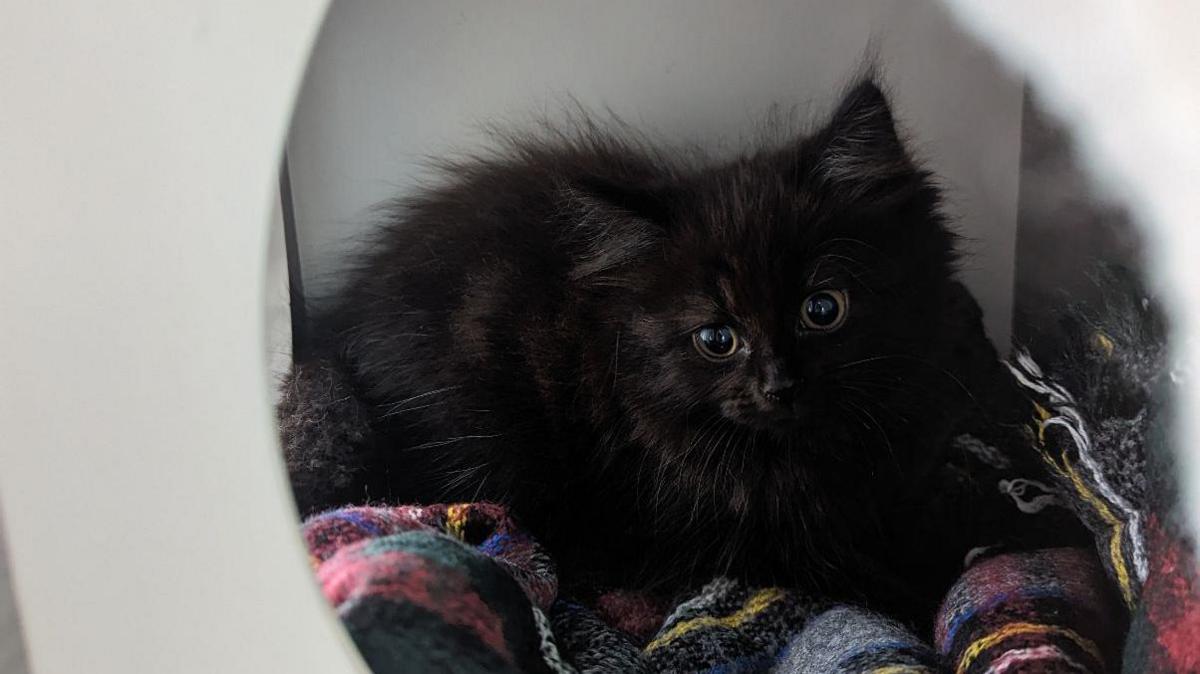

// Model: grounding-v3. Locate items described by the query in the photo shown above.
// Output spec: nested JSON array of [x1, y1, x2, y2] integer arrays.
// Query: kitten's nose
[[760, 369, 795, 403]]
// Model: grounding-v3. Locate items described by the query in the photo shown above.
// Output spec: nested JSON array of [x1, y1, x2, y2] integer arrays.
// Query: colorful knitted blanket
[[296, 275, 1199, 672], [305, 501, 1148, 673]]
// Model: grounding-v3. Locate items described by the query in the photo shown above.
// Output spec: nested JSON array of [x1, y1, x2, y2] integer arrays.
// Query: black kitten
[[282, 79, 1013, 615]]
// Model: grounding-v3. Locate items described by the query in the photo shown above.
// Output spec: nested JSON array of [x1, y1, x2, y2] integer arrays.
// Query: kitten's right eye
[[800, 289, 849, 331], [693, 325, 740, 360]]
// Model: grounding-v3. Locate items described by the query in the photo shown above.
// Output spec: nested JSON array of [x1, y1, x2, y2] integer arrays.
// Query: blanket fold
[[303, 503, 1130, 672]]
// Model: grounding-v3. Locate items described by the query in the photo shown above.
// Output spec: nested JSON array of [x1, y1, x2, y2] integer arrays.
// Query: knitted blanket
[[295, 274, 1199, 672], [305, 502, 1133, 673]]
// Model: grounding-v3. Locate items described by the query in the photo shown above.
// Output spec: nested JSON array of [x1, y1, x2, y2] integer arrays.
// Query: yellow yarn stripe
[[955, 622, 1102, 674], [1032, 407, 1135, 607], [870, 666, 934, 674], [1033, 403, 1051, 443], [1059, 449, 1134, 606], [1092, 331, 1115, 357], [644, 587, 785, 652], [446, 504, 468, 540]]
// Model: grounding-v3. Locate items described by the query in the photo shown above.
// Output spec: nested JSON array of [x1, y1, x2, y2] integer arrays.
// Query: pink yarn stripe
[[983, 644, 1089, 674]]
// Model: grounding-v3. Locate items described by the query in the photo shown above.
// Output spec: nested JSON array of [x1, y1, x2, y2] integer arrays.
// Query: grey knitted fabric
[[279, 359, 375, 515], [1007, 266, 1167, 605], [775, 605, 941, 673], [642, 578, 824, 672], [550, 601, 648, 674]]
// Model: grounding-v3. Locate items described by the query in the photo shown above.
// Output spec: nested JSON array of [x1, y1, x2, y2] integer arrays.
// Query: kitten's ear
[[558, 181, 669, 287], [808, 79, 919, 200]]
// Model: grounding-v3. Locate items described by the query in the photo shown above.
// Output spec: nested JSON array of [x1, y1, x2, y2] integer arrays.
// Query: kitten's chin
[[719, 405, 805, 433], [746, 416, 801, 434]]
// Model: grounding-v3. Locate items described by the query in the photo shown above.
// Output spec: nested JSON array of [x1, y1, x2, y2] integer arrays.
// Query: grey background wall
[[1011, 90, 1144, 356], [286, 0, 1024, 349]]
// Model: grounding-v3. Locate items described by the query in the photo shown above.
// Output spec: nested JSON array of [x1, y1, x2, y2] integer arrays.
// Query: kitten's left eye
[[693, 325, 740, 360], [800, 289, 849, 331]]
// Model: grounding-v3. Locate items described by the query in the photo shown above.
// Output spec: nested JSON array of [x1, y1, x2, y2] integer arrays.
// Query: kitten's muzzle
[[755, 382, 802, 426], [759, 368, 795, 404]]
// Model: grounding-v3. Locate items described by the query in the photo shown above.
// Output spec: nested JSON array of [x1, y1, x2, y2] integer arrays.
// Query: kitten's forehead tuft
[[708, 263, 788, 342], [716, 275, 741, 316]]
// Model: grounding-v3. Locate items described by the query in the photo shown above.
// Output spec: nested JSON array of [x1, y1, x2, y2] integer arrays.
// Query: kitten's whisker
[[674, 417, 725, 491], [839, 385, 913, 424], [807, 253, 877, 293], [835, 375, 913, 390], [703, 423, 738, 486], [828, 354, 909, 372], [828, 354, 978, 403], [402, 433, 503, 451], [882, 354, 979, 404], [435, 462, 489, 499], [840, 398, 899, 473], [381, 385, 463, 416], [675, 416, 730, 524], [378, 400, 447, 418], [679, 414, 724, 465], [468, 471, 491, 503]]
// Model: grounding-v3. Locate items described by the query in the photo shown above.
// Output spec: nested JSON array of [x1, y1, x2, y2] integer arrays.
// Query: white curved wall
[[0, 3, 364, 673]]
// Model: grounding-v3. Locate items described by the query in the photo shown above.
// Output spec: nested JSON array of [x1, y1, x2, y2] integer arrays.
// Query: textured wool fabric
[[305, 504, 570, 674], [776, 605, 941, 673], [279, 359, 375, 516], [641, 577, 824, 672], [303, 503, 1118, 673], [550, 601, 648, 673], [1123, 513, 1200, 673], [935, 548, 1123, 673], [304, 505, 833, 672], [1005, 272, 1200, 671], [301, 500, 1180, 672], [1006, 349, 1150, 608], [304, 503, 559, 610], [324, 533, 558, 674], [590, 590, 672, 645], [1004, 270, 1165, 608], [1120, 408, 1200, 673]]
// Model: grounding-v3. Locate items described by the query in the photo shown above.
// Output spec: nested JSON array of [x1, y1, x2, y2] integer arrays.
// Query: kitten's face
[[631, 170, 954, 444], [579, 83, 964, 498], [657, 226, 867, 434]]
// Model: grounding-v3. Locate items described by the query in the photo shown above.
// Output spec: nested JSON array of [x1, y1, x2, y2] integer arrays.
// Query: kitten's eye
[[800, 290, 849, 331], [693, 325, 740, 360]]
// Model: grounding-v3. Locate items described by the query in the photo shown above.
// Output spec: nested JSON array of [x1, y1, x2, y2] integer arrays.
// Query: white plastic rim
[[0, 3, 1195, 673], [0, 3, 364, 673]]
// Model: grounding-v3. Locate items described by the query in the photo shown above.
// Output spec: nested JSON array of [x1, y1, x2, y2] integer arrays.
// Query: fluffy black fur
[[282, 79, 1017, 616]]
